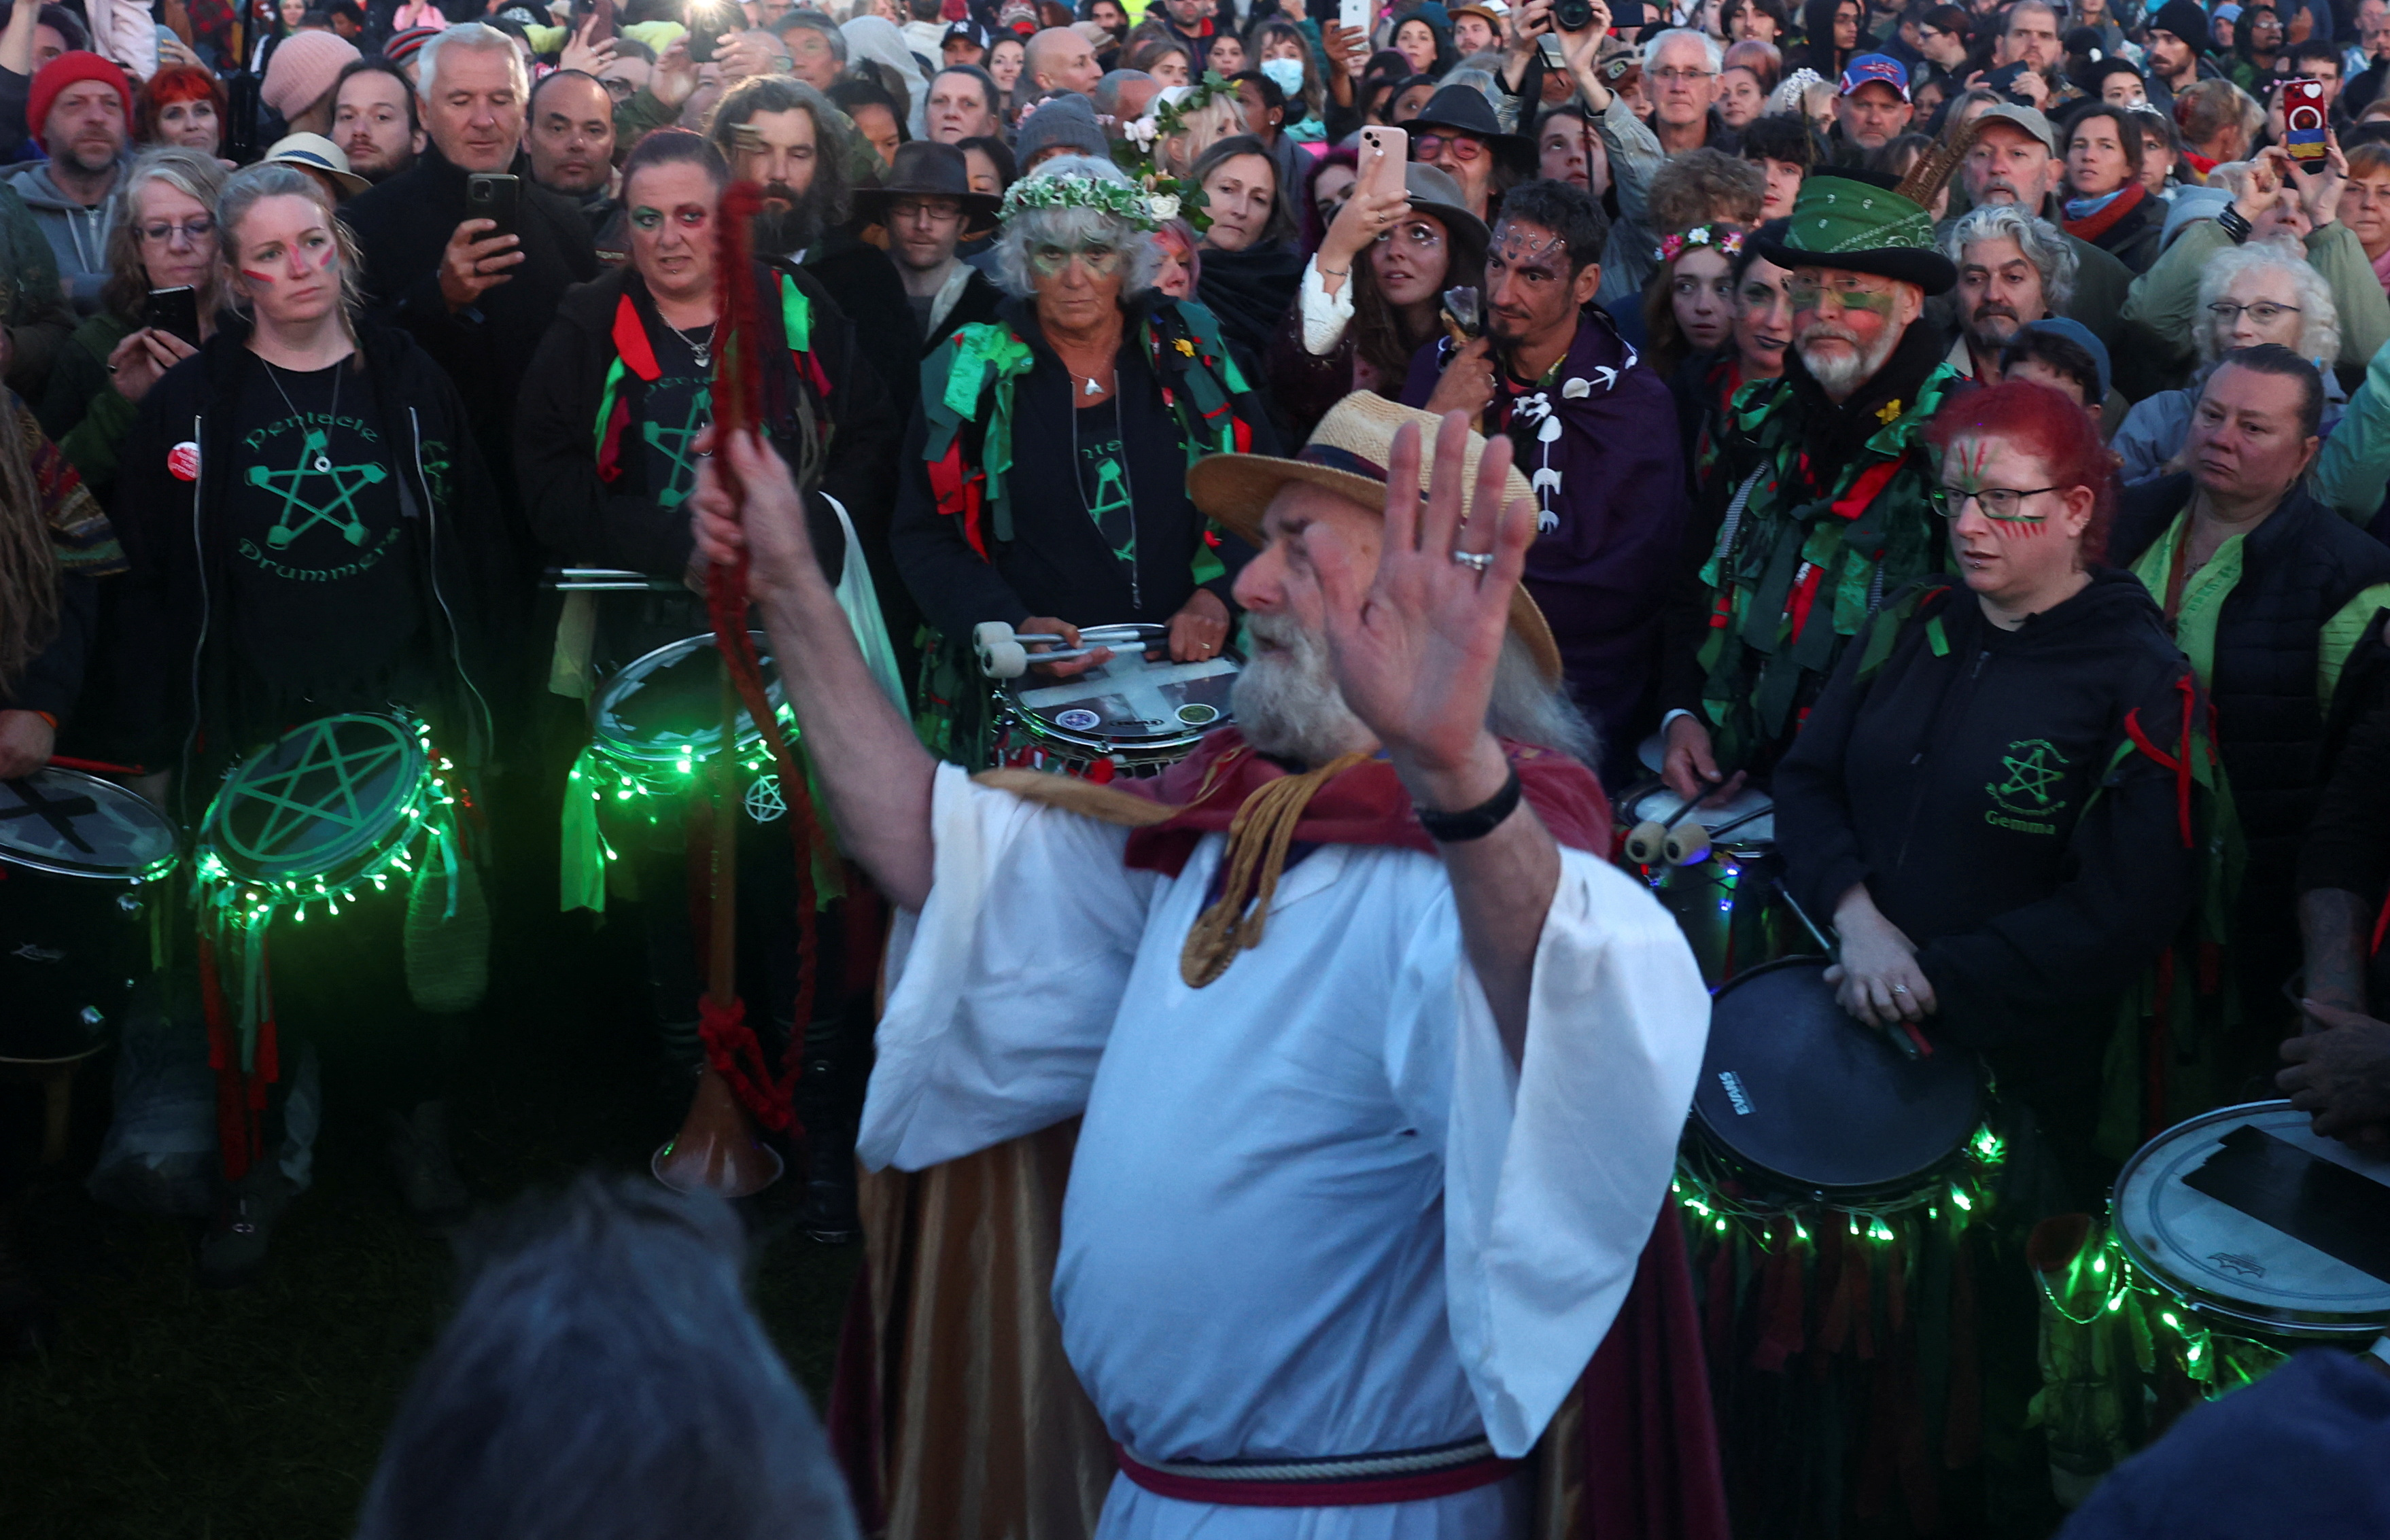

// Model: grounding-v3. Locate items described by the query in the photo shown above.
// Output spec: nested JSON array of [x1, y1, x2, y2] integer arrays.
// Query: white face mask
[[1260, 56, 1306, 100]]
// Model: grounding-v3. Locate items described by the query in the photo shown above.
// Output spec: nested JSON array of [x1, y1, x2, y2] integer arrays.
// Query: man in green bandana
[[1657, 169, 1962, 799]]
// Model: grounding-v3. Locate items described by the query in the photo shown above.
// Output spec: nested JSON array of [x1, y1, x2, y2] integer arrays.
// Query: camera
[[1555, 0, 1596, 31]]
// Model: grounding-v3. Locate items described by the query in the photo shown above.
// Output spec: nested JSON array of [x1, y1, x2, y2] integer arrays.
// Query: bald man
[[1026, 26, 1102, 97]]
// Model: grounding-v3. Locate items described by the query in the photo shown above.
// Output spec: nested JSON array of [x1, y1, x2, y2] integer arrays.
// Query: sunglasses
[[1411, 133, 1485, 162]]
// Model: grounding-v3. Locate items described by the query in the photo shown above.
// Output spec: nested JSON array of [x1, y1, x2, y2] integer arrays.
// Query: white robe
[[860, 766, 1709, 1539]]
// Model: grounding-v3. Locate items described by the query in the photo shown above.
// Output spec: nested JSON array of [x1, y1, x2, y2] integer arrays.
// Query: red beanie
[[29, 52, 133, 155]]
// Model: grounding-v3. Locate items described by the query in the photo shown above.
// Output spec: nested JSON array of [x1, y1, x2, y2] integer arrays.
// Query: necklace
[[1064, 366, 1111, 398], [260, 352, 343, 472], [668, 317, 718, 370]]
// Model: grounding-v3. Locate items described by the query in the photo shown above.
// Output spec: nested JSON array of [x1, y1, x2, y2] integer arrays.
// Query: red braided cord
[[699, 181, 826, 1132]]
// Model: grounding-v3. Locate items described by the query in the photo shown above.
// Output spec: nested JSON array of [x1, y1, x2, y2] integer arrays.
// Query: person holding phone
[[35, 147, 224, 502]]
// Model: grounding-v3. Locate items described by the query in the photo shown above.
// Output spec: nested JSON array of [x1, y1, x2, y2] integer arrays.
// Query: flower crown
[[1655, 224, 1746, 264], [1001, 171, 1163, 230]]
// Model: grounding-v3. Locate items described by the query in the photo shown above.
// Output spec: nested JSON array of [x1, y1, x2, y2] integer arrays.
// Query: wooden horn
[[653, 657, 783, 1200]]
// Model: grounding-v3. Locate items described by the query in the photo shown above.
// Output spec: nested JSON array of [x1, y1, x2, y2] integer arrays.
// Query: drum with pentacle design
[[0, 769, 178, 1062], [194, 712, 455, 925], [988, 622, 1241, 778], [580, 633, 795, 828]]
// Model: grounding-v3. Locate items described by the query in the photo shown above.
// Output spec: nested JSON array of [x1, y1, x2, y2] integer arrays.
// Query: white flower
[[1147, 192, 1180, 221], [1124, 115, 1159, 149]]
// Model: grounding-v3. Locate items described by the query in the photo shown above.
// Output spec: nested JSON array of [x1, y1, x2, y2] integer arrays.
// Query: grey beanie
[[1012, 94, 1110, 166]]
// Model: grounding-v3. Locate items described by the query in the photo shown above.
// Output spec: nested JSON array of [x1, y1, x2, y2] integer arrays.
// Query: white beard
[[1230, 614, 1372, 766], [1797, 321, 1902, 398]]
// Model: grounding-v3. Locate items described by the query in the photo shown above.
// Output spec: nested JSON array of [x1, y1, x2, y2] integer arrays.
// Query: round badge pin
[[1056, 708, 1103, 732], [1176, 703, 1219, 726], [167, 441, 201, 482]]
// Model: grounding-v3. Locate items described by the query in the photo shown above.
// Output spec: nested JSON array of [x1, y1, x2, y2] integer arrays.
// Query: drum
[[2110, 1100, 2390, 1346], [1618, 780, 1795, 984], [993, 624, 1241, 778], [195, 713, 442, 916], [590, 632, 790, 799], [1683, 956, 1986, 1214], [0, 770, 177, 1062]]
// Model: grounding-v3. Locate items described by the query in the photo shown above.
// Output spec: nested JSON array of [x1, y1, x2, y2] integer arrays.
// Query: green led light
[[2092, 1255, 2107, 1275], [1950, 1187, 1973, 1212], [2105, 1291, 2124, 1312], [1714, 1218, 1727, 1233]]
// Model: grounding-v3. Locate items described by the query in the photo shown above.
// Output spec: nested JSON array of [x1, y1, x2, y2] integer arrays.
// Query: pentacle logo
[[1987, 738, 2068, 820], [744, 773, 786, 824]]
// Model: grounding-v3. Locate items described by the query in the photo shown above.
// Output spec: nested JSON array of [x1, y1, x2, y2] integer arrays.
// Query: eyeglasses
[[1927, 484, 2061, 520], [1650, 67, 1718, 83], [1411, 133, 1485, 162], [1027, 242, 1122, 275], [1785, 275, 1896, 308], [137, 216, 215, 245], [1374, 222, 1444, 249], [888, 197, 964, 224], [2209, 300, 2302, 326]]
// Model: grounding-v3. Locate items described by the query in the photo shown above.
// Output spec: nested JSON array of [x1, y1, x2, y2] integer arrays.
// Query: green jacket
[[0, 179, 71, 401], [34, 310, 136, 500], [2121, 217, 2390, 386]]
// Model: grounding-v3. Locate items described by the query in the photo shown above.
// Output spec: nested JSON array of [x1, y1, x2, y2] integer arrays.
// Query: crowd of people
[[6, 0, 2390, 1533]]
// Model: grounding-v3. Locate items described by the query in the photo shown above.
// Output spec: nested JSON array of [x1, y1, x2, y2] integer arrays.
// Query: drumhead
[[1693, 956, 1981, 1202], [1003, 640, 1241, 755], [0, 769, 177, 881], [201, 714, 427, 883], [594, 633, 789, 768], [1622, 781, 1776, 849], [2113, 1100, 2390, 1339]]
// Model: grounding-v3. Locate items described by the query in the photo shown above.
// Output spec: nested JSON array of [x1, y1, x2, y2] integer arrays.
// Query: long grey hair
[[990, 155, 1164, 301]]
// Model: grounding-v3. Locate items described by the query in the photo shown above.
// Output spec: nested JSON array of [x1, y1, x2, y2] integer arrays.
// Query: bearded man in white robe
[[690, 392, 1709, 1539]]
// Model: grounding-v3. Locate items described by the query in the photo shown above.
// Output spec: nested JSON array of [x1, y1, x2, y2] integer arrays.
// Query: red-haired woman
[[136, 64, 229, 158], [1772, 380, 2202, 1202]]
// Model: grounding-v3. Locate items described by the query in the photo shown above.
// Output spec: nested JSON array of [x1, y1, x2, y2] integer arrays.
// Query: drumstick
[[50, 755, 150, 777], [1777, 881, 1930, 1060]]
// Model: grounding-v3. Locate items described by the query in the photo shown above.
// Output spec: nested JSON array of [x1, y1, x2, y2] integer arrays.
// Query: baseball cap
[[1971, 101, 2056, 153], [1838, 52, 1910, 99]]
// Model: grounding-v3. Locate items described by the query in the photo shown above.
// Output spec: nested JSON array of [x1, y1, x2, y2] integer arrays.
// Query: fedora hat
[[1187, 393, 1563, 681], [1404, 84, 1534, 176], [260, 132, 370, 198], [1400, 161, 1488, 247], [1750, 169, 1956, 294], [851, 141, 1004, 234]]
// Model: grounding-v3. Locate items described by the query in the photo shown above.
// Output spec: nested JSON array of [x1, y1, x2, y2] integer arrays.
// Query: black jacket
[[515, 259, 909, 660], [890, 295, 1273, 639], [111, 318, 513, 807], [2111, 476, 2390, 981], [343, 144, 599, 540], [1776, 570, 2200, 1049]]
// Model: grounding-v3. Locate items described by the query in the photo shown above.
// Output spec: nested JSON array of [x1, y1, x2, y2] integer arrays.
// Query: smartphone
[[141, 286, 201, 349], [1984, 60, 2028, 96], [2285, 77, 2330, 171], [1357, 124, 1408, 199], [586, 0, 615, 41], [466, 173, 521, 240], [685, 0, 731, 61], [1339, 0, 1369, 45]]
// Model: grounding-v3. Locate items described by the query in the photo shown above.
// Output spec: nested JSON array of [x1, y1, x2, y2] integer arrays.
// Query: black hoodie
[[1776, 567, 2200, 1070], [109, 317, 513, 809]]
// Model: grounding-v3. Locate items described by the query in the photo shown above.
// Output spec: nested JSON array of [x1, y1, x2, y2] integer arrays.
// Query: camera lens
[[1555, 0, 1596, 31]]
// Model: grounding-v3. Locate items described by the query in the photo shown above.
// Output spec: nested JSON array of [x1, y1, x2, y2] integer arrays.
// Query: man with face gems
[[1950, 103, 2139, 389], [1402, 179, 1688, 784], [1658, 169, 1965, 799], [344, 23, 599, 550]]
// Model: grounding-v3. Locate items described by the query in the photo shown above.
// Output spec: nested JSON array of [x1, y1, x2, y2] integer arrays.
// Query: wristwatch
[[1416, 764, 1523, 843], [2217, 203, 2254, 244]]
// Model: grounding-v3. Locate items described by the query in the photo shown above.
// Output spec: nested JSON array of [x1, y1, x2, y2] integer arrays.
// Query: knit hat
[[263, 31, 362, 122], [1012, 94, 1110, 165], [382, 25, 444, 67], [27, 52, 133, 154], [2147, 0, 2210, 50], [1751, 169, 1957, 293]]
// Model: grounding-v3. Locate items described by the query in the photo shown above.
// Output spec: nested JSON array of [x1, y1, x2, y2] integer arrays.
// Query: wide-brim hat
[[1187, 393, 1563, 682], [262, 132, 371, 196], [851, 140, 1003, 234], [1405, 84, 1534, 176], [1752, 169, 1955, 294], [1400, 161, 1488, 247]]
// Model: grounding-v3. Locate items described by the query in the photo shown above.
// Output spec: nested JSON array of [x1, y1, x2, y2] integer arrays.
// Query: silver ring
[[1892, 985, 1909, 994], [1451, 550, 1494, 572]]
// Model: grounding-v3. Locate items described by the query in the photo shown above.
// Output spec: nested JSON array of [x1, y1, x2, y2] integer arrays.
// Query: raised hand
[[689, 426, 821, 603], [1311, 413, 1536, 784]]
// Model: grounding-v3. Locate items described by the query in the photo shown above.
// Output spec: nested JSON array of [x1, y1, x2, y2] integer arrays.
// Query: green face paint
[[1787, 279, 1899, 316]]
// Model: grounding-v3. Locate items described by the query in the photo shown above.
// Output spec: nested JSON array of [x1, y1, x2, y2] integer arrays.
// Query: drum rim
[[198, 712, 432, 886], [999, 642, 1243, 753], [2109, 1097, 2390, 1338], [593, 631, 789, 769], [0, 768, 178, 881], [1618, 776, 1778, 854], [1690, 954, 1987, 1206]]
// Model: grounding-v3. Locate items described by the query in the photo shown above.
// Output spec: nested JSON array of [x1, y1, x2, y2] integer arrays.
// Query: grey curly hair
[[1938, 203, 2078, 316], [990, 155, 1164, 300], [2196, 241, 2338, 368]]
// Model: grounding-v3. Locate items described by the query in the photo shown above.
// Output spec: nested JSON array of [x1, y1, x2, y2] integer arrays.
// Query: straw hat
[[1187, 392, 1563, 682]]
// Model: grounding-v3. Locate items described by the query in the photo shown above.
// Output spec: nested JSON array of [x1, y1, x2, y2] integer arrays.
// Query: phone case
[[2285, 80, 2329, 163]]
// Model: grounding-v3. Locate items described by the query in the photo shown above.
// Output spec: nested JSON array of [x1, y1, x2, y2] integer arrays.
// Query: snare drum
[[1618, 781, 1795, 984], [993, 625, 1241, 778], [2110, 1100, 2390, 1346], [590, 632, 791, 797], [0, 770, 177, 1062], [1684, 956, 1986, 1214]]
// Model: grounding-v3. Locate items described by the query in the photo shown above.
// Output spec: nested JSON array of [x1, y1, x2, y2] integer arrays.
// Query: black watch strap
[[1415, 763, 1523, 843]]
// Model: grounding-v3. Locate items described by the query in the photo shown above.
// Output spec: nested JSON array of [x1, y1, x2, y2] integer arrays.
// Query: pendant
[[693, 347, 710, 370], [1083, 374, 1101, 396]]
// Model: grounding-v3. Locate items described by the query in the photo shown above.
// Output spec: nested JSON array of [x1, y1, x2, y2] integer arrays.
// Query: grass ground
[[0, 907, 859, 1539]]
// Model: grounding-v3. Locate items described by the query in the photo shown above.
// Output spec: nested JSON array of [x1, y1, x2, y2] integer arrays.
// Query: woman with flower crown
[[890, 154, 1279, 769]]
